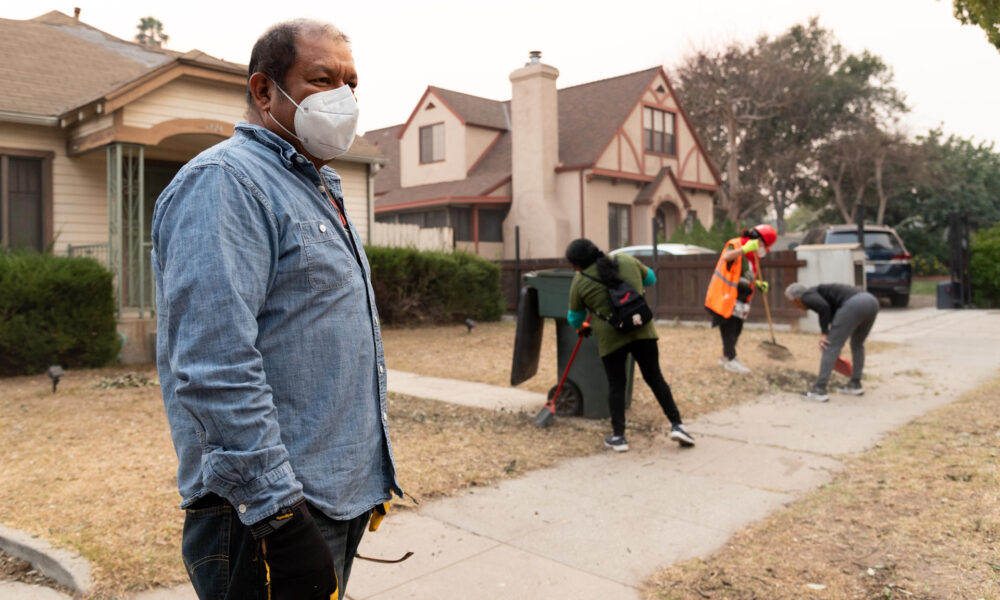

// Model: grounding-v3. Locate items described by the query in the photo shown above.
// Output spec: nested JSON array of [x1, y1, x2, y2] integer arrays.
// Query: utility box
[[792, 244, 866, 333], [937, 281, 958, 309], [511, 270, 633, 419]]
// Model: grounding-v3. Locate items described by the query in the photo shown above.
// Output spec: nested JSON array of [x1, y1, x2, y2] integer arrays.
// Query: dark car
[[800, 224, 912, 307]]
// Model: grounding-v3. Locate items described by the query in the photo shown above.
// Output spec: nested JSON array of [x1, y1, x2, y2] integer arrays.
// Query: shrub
[[911, 253, 949, 277], [365, 247, 505, 325], [0, 251, 120, 376], [668, 218, 741, 252], [970, 224, 1000, 308]]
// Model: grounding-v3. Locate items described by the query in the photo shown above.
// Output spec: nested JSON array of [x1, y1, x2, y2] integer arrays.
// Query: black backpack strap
[[576, 271, 611, 323], [579, 271, 606, 287]]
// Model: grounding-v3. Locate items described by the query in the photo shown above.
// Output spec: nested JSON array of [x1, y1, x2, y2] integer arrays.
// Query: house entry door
[[107, 143, 149, 317]]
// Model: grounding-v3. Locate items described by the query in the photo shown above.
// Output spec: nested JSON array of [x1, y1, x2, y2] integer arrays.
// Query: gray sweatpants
[[815, 291, 880, 391]]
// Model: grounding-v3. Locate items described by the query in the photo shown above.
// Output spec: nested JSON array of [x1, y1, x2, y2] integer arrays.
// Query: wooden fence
[[496, 250, 806, 325], [371, 223, 453, 251]]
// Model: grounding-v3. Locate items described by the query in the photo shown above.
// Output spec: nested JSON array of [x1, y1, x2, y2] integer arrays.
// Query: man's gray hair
[[785, 282, 808, 302]]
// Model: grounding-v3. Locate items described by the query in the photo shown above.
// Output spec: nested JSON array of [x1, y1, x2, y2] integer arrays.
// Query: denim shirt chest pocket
[[298, 220, 353, 291]]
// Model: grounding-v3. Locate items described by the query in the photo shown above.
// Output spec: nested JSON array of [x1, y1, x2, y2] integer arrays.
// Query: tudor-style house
[[365, 51, 720, 259]]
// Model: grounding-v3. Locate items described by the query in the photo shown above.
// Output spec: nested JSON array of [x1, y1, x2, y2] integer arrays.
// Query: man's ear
[[248, 73, 273, 114]]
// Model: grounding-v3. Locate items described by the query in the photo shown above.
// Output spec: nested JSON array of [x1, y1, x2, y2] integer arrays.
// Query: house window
[[643, 107, 676, 155], [450, 207, 471, 241], [419, 123, 445, 163], [478, 208, 506, 243], [1, 154, 47, 251], [608, 203, 631, 250]]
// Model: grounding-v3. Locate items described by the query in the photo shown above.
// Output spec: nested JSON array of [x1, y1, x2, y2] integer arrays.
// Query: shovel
[[535, 316, 590, 428], [751, 255, 792, 360]]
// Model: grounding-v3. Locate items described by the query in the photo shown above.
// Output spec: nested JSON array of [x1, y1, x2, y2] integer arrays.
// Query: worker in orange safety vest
[[704, 224, 777, 374]]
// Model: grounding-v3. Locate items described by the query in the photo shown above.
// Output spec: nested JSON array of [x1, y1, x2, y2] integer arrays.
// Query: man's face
[[268, 32, 357, 154]]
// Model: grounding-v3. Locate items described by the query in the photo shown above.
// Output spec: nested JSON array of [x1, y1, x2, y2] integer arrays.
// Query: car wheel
[[890, 293, 909, 308]]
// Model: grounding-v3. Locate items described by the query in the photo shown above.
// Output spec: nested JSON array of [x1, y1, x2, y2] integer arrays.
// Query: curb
[[0, 524, 92, 596]]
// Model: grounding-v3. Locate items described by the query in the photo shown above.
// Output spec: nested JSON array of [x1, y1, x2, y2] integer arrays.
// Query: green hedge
[[667, 219, 741, 252], [971, 224, 1000, 308], [0, 251, 120, 376], [365, 247, 505, 325]]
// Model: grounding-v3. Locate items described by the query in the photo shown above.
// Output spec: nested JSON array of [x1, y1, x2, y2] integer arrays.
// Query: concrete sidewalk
[[4, 308, 998, 599], [349, 307, 1000, 599]]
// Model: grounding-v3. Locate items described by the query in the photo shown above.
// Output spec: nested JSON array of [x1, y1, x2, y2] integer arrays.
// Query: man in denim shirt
[[152, 19, 400, 600]]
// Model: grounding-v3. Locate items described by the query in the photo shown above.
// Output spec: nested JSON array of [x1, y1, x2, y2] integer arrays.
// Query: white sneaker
[[721, 358, 751, 374]]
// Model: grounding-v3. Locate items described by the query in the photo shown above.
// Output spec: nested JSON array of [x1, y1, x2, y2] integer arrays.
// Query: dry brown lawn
[[644, 375, 1000, 600], [0, 319, 873, 597]]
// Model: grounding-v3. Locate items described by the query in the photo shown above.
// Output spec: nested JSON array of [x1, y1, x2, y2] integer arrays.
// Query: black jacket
[[800, 284, 861, 334]]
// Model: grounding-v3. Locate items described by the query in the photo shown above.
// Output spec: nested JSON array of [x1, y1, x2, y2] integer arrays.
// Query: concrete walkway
[[4, 307, 998, 599]]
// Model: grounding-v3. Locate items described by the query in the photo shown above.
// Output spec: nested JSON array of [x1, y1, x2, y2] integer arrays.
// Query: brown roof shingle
[[0, 11, 245, 118], [557, 67, 660, 167], [429, 87, 510, 130], [365, 67, 676, 212]]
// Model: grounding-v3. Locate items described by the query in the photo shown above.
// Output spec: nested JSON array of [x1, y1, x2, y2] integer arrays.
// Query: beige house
[[365, 52, 720, 260], [1, 11, 383, 361]]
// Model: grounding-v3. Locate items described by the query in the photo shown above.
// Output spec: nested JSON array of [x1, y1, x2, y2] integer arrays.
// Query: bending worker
[[784, 282, 880, 402], [565, 238, 695, 452], [704, 224, 777, 374]]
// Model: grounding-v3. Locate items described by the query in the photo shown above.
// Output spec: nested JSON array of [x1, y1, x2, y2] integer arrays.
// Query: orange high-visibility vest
[[705, 237, 748, 318]]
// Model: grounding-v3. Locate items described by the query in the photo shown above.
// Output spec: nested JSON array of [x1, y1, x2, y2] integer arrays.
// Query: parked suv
[[800, 224, 912, 307]]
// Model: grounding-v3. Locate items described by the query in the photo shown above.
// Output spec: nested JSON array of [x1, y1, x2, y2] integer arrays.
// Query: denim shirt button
[[382, 411, 388, 421], [319, 224, 327, 233], [295, 156, 305, 163], [237, 504, 247, 514], [378, 364, 383, 374]]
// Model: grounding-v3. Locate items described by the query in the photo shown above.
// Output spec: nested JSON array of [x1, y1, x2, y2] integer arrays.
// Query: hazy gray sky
[[10, 1, 1000, 145]]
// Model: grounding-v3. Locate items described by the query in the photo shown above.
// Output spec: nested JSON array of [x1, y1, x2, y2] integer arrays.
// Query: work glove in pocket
[[254, 499, 338, 600]]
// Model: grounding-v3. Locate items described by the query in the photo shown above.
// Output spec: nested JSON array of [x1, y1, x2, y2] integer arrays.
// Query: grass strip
[[644, 374, 1000, 599]]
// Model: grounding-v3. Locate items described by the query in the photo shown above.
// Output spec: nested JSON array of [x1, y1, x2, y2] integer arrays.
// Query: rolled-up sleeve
[[153, 163, 301, 525]]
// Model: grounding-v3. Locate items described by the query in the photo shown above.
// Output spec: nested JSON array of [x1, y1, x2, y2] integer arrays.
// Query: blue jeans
[[182, 495, 371, 600]]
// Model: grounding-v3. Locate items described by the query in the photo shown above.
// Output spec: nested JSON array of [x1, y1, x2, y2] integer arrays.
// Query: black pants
[[709, 309, 744, 360], [181, 494, 371, 600], [718, 316, 744, 360], [601, 338, 682, 437]]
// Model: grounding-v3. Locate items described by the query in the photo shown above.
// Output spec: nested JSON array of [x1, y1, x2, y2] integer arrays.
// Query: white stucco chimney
[[506, 51, 560, 259]]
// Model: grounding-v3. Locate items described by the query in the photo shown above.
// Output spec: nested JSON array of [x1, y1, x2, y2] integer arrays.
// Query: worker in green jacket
[[565, 238, 695, 452]]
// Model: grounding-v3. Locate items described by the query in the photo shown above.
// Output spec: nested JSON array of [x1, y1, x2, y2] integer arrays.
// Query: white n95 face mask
[[268, 83, 359, 161]]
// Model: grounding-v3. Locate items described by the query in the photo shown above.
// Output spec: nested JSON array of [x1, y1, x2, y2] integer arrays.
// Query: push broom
[[535, 316, 590, 428]]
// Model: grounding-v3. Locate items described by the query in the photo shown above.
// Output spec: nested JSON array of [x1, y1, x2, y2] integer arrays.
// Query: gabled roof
[[557, 67, 660, 167], [373, 132, 512, 211], [0, 11, 245, 119], [429, 87, 510, 131], [634, 166, 691, 209], [365, 65, 720, 211], [365, 125, 403, 195]]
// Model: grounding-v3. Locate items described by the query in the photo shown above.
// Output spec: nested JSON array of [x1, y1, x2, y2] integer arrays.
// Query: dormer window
[[419, 123, 445, 163], [644, 107, 676, 155]]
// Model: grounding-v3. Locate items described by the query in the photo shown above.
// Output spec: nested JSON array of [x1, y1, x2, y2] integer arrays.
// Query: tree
[[135, 17, 169, 48], [673, 19, 907, 231], [950, 0, 1000, 50]]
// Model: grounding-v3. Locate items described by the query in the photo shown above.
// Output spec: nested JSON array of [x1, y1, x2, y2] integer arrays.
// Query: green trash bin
[[519, 270, 633, 419]]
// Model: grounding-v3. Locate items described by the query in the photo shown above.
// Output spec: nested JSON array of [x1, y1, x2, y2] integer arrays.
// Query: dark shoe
[[604, 435, 629, 452], [802, 387, 830, 402], [837, 381, 864, 396], [669, 424, 695, 447]]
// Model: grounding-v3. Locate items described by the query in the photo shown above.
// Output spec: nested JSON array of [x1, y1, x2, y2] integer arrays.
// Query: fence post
[[514, 225, 521, 293], [651, 217, 659, 314]]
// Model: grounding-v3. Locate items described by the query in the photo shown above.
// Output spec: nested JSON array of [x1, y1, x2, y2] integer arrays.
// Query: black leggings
[[601, 338, 682, 436], [718, 315, 744, 360]]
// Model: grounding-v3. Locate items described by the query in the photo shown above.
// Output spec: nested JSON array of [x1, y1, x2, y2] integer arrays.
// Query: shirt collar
[[235, 122, 341, 182]]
